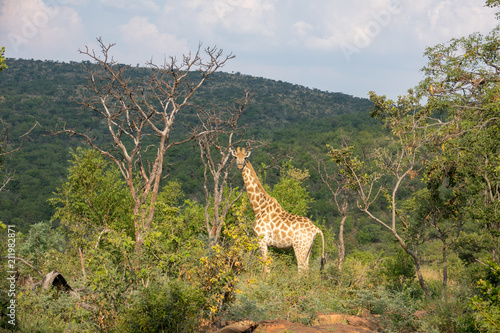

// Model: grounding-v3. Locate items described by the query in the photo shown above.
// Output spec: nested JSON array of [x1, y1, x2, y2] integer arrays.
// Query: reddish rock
[[212, 316, 378, 333]]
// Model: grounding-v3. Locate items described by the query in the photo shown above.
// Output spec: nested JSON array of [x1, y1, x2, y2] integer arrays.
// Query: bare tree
[[197, 92, 263, 243], [54, 38, 234, 250]]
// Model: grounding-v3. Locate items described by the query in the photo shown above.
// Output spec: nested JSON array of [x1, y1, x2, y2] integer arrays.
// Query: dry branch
[[54, 38, 236, 250]]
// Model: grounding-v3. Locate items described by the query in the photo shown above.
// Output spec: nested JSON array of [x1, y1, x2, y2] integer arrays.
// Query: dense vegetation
[[1, 5, 499, 331], [0, 57, 374, 233]]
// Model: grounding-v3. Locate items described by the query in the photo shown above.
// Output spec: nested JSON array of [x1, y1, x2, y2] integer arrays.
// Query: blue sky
[[1, 0, 498, 99]]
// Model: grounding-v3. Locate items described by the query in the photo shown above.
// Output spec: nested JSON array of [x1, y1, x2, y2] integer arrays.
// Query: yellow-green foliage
[[469, 262, 500, 332], [190, 203, 258, 321]]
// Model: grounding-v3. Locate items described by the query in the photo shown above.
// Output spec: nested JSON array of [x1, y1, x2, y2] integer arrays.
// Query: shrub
[[469, 262, 500, 332], [225, 259, 344, 325], [381, 249, 417, 293], [347, 286, 421, 332], [14, 288, 89, 332], [17, 220, 66, 268], [192, 221, 258, 322], [423, 298, 478, 333], [121, 280, 203, 333]]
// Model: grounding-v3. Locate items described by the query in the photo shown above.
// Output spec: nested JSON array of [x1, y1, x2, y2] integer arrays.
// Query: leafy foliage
[[17, 221, 65, 268], [470, 262, 500, 332], [50, 148, 134, 247], [190, 203, 258, 322], [121, 280, 203, 333], [267, 161, 314, 216]]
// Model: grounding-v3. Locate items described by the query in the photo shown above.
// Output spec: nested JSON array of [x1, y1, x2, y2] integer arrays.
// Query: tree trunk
[[393, 231, 431, 299], [442, 242, 448, 299], [338, 215, 346, 271], [413, 253, 431, 299]]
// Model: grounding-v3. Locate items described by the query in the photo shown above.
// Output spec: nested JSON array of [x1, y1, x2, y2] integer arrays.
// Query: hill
[[0, 58, 377, 231]]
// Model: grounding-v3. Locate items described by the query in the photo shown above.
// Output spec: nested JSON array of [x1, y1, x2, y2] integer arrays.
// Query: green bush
[[347, 286, 421, 332], [191, 218, 258, 322], [423, 298, 479, 333], [17, 220, 66, 268], [121, 280, 203, 333], [381, 249, 417, 293], [469, 262, 500, 332], [15, 288, 89, 332]]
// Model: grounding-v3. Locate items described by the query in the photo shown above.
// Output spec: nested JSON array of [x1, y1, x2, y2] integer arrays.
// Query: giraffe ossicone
[[231, 147, 326, 272]]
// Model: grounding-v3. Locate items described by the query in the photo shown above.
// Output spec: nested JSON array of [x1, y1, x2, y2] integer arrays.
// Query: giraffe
[[231, 147, 326, 272]]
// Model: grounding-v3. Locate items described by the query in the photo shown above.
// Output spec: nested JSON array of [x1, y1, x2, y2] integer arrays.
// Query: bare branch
[[56, 38, 237, 250]]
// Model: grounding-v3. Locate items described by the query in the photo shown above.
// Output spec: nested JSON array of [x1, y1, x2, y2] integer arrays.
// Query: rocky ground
[[212, 313, 379, 332]]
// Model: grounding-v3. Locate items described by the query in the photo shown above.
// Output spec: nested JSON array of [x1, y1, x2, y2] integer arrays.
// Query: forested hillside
[[0, 58, 375, 232]]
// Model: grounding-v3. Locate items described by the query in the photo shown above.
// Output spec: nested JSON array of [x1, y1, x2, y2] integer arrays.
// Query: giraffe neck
[[241, 161, 273, 216]]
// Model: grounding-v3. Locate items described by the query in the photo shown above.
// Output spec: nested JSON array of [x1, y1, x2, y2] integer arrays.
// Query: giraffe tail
[[319, 229, 326, 271]]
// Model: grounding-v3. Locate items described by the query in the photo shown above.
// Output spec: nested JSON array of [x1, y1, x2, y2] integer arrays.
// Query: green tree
[[328, 100, 432, 298], [18, 221, 65, 268], [402, 173, 465, 293], [268, 161, 314, 216], [315, 140, 354, 271], [141, 181, 206, 276], [470, 262, 500, 332], [356, 5, 500, 307], [416, 29, 500, 267], [50, 147, 133, 249]]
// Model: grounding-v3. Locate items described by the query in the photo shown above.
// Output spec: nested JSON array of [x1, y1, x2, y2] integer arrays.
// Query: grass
[[221, 253, 474, 333]]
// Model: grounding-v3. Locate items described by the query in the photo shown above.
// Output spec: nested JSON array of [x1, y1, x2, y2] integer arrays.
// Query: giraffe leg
[[259, 241, 270, 273], [293, 244, 309, 273], [304, 234, 317, 269]]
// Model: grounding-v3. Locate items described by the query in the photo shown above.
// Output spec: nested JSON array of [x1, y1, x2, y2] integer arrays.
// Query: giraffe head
[[230, 147, 251, 170]]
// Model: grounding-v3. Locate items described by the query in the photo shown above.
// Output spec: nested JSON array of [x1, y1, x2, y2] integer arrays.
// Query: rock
[[211, 320, 258, 333], [214, 317, 379, 333], [254, 320, 321, 333]]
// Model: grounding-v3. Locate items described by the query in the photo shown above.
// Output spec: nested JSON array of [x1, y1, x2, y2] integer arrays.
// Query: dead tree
[[54, 38, 234, 250], [197, 92, 262, 243]]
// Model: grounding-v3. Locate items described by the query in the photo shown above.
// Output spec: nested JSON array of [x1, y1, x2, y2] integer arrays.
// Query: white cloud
[[285, 1, 401, 51], [279, 0, 496, 53], [182, 0, 276, 36], [99, 0, 160, 12], [415, 0, 497, 43], [383, 0, 497, 48], [57, 0, 89, 5], [292, 21, 313, 38], [118, 16, 189, 63], [0, 0, 86, 60]]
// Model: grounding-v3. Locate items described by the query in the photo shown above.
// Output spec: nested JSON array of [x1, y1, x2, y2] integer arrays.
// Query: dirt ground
[[212, 313, 379, 333]]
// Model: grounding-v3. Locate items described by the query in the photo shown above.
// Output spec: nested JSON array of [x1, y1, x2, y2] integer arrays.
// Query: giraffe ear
[[229, 148, 236, 157], [245, 150, 251, 158]]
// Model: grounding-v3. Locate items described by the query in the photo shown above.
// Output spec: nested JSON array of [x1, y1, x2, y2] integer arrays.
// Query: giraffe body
[[232, 147, 326, 272]]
